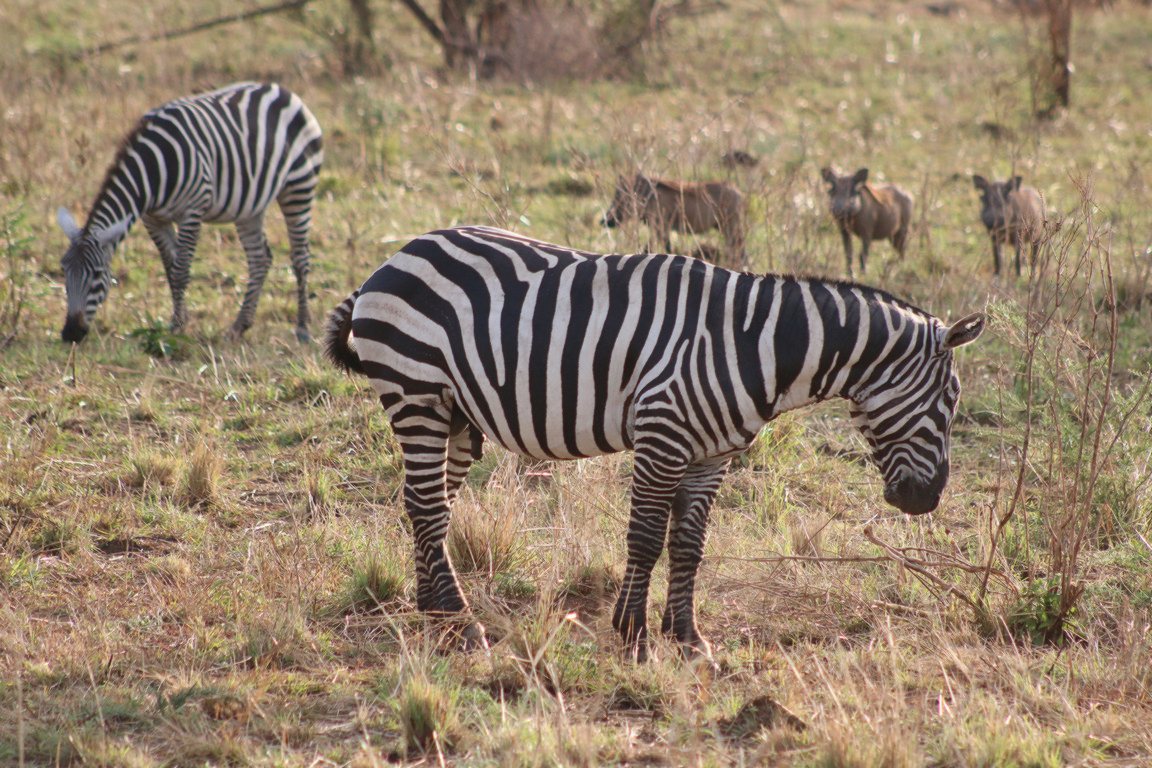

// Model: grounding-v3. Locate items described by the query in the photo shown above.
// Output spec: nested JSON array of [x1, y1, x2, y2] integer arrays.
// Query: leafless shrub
[[487, 3, 604, 82]]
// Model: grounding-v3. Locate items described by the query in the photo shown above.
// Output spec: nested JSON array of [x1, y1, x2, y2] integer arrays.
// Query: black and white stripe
[[324, 226, 985, 660], [56, 81, 324, 343]]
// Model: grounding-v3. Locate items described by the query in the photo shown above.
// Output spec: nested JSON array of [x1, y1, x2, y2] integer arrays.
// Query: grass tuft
[[183, 441, 220, 508], [340, 556, 406, 614], [395, 672, 461, 757], [447, 499, 523, 575], [127, 448, 177, 490]]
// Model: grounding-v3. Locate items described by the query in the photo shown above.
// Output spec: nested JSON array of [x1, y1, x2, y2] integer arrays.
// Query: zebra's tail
[[323, 290, 364, 375]]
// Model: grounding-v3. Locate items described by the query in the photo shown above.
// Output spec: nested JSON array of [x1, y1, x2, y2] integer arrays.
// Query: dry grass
[[1, 0, 1151, 765]]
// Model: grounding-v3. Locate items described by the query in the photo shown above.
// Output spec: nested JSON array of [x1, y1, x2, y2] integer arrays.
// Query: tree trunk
[[440, 0, 479, 68], [1043, 0, 1073, 113], [345, 0, 377, 75]]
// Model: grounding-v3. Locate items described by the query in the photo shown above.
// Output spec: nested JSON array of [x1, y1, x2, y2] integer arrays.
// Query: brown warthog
[[820, 167, 914, 276], [972, 174, 1045, 277], [603, 175, 745, 267]]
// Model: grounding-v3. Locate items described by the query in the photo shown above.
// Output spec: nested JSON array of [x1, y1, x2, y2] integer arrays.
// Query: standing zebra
[[56, 82, 324, 343], [324, 226, 985, 661]]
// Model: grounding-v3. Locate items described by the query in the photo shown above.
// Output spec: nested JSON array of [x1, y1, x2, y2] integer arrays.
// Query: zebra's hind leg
[[660, 460, 730, 661], [394, 404, 484, 649], [445, 406, 483, 507], [230, 216, 273, 341], [612, 440, 688, 662], [280, 195, 315, 344]]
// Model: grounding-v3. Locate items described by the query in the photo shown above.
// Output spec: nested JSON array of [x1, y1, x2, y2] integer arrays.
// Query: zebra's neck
[[743, 273, 932, 420], [79, 123, 161, 249]]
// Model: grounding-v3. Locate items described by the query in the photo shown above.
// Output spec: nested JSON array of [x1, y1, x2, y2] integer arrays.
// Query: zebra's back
[[129, 82, 324, 224], [350, 226, 761, 462]]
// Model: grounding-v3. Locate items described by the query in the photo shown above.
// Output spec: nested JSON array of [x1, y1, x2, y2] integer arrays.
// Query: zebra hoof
[[294, 326, 312, 344], [623, 636, 652, 664], [682, 638, 718, 675], [460, 620, 488, 652], [429, 615, 488, 653]]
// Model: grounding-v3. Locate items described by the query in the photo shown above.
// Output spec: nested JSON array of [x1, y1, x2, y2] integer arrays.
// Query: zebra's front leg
[[142, 215, 180, 287], [612, 443, 687, 662], [661, 460, 729, 660], [230, 217, 273, 341], [395, 407, 485, 649], [167, 217, 204, 334]]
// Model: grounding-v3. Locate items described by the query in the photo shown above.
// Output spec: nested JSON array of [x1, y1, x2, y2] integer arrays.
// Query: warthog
[[603, 175, 745, 267], [972, 174, 1045, 277], [820, 167, 914, 276]]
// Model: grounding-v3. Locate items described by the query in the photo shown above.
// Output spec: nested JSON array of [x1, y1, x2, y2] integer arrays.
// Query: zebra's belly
[[457, 388, 634, 462]]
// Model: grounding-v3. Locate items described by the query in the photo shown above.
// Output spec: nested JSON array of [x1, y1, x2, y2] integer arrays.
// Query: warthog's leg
[[857, 232, 872, 275], [839, 226, 855, 276], [990, 235, 1003, 276]]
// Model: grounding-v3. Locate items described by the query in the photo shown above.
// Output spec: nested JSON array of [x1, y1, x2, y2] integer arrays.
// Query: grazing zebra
[[324, 226, 985, 661], [56, 82, 324, 343]]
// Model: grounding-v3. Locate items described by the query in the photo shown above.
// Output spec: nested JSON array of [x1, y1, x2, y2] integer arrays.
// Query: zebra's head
[[57, 207, 131, 343], [849, 312, 986, 515]]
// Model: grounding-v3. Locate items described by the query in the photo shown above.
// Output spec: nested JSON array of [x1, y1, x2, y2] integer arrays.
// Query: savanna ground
[[1, 0, 1151, 765]]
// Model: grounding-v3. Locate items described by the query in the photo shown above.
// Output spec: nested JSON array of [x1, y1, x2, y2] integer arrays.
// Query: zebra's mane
[[83, 112, 157, 237], [441, 226, 938, 325], [778, 271, 936, 321]]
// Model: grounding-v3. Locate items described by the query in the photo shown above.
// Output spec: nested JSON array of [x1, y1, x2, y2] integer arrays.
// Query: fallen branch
[[863, 525, 984, 614], [73, 0, 311, 59]]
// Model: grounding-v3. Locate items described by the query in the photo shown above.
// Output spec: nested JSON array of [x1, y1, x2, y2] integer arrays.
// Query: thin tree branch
[[394, 0, 447, 45], [72, 0, 312, 59]]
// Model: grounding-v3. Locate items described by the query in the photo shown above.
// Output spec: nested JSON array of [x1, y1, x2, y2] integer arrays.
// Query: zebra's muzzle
[[883, 474, 944, 515], [62, 313, 89, 343]]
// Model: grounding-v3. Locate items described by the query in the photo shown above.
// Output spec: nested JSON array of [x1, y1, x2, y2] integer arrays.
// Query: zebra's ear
[[942, 313, 985, 350], [56, 207, 82, 240], [96, 217, 132, 247]]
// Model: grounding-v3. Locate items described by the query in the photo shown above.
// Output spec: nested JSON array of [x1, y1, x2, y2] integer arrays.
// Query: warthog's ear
[[941, 312, 986, 350], [972, 174, 988, 191], [1009, 176, 1023, 193], [820, 167, 835, 184], [852, 168, 869, 188]]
